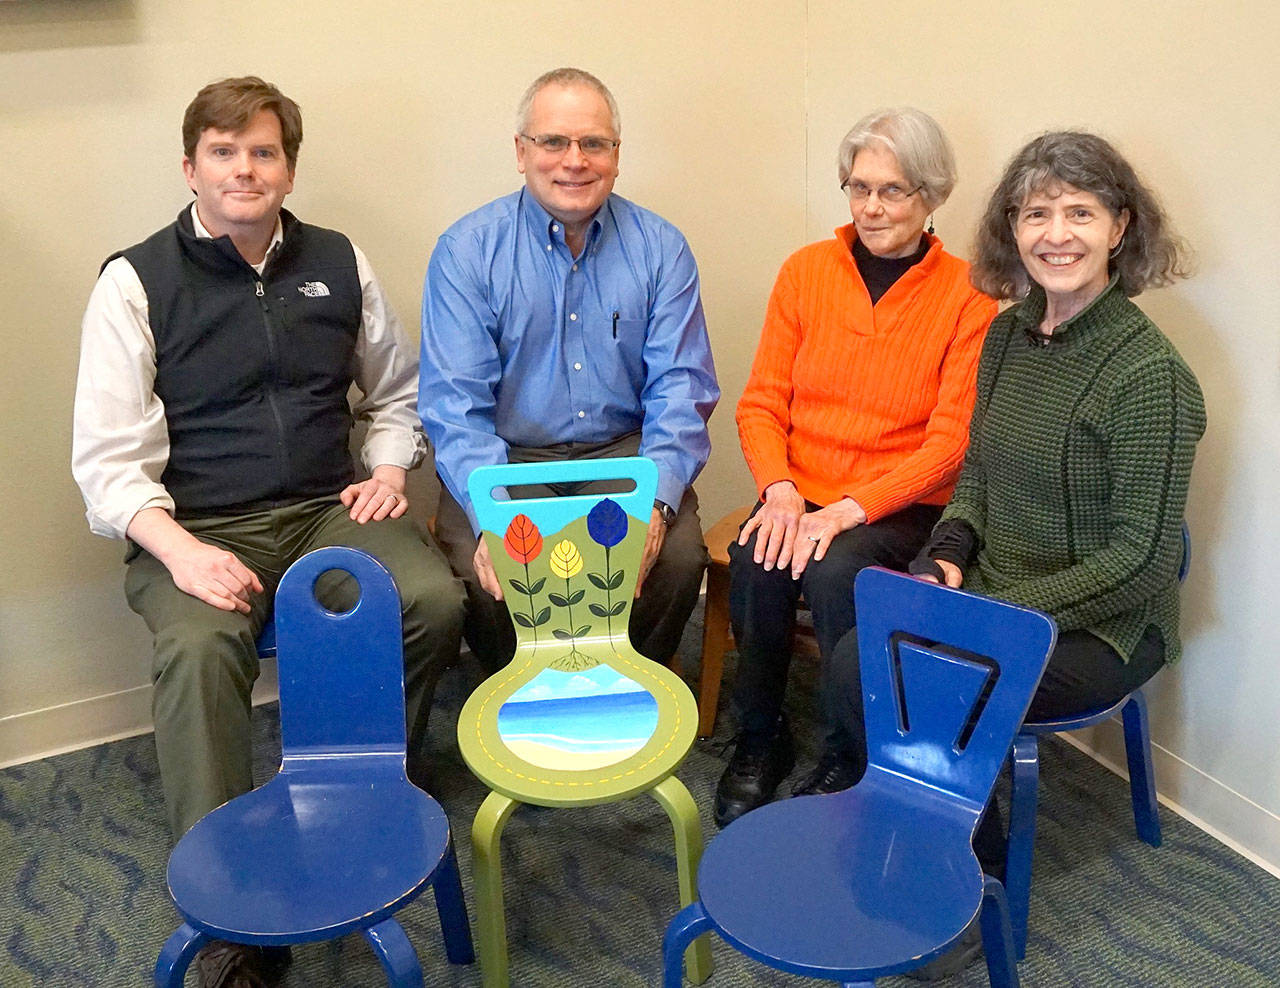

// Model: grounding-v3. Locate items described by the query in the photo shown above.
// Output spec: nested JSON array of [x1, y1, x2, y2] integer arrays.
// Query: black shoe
[[905, 917, 983, 981], [790, 751, 860, 797], [714, 724, 795, 828], [196, 940, 292, 987]]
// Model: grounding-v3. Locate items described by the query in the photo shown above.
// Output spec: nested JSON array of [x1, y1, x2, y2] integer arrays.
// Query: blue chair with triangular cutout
[[662, 566, 1056, 987]]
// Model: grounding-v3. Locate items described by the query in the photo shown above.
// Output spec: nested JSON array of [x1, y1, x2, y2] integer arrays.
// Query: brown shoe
[[195, 940, 292, 988]]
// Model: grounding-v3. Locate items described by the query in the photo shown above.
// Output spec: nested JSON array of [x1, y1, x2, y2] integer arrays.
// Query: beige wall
[[3, 1, 1276, 868]]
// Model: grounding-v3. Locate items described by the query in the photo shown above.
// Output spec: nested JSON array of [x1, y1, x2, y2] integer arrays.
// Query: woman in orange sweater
[[715, 108, 997, 827]]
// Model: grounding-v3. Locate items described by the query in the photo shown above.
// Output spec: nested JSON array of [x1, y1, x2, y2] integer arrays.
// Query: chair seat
[[697, 784, 981, 979], [168, 764, 451, 944]]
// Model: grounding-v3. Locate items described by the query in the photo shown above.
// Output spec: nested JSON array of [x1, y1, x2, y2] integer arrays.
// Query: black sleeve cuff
[[911, 518, 980, 576]]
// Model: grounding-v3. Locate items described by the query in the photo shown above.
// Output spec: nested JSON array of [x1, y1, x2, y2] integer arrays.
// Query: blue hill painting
[[497, 665, 659, 770]]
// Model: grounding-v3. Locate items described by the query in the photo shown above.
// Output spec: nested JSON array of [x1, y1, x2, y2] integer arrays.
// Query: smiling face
[[846, 142, 931, 259], [182, 108, 295, 248], [515, 82, 619, 244], [1014, 183, 1129, 317]]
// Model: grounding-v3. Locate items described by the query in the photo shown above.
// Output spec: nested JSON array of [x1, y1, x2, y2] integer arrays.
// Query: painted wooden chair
[[460, 456, 710, 988], [155, 546, 474, 987], [662, 567, 1057, 987]]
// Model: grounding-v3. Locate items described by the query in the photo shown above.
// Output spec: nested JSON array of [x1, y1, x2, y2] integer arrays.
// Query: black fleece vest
[[109, 207, 362, 517]]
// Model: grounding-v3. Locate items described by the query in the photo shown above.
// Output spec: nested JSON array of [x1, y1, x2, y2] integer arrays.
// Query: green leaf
[[587, 573, 609, 590], [567, 589, 585, 605], [608, 569, 626, 590], [608, 600, 627, 617], [574, 624, 591, 638], [509, 578, 529, 596], [552, 629, 574, 641], [588, 603, 609, 618], [548, 592, 569, 607], [534, 607, 551, 626], [528, 577, 546, 594], [513, 612, 534, 628]]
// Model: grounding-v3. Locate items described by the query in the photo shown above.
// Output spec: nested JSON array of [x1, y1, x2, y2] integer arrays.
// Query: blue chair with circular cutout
[[154, 546, 474, 987]]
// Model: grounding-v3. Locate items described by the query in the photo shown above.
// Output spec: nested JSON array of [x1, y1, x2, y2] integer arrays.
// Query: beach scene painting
[[497, 665, 659, 770]]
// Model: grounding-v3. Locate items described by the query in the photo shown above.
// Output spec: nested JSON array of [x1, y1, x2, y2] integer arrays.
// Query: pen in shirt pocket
[[612, 311, 619, 339]]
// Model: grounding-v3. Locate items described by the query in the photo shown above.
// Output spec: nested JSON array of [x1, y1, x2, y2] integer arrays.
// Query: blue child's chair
[[662, 566, 1057, 987], [154, 546, 474, 987], [1003, 522, 1190, 957]]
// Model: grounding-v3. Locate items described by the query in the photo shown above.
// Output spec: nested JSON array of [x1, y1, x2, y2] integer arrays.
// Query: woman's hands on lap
[[790, 497, 866, 579]]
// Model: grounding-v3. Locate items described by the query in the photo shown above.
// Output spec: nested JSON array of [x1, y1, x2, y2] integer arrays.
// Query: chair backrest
[[273, 546, 406, 765], [855, 567, 1057, 812], [459, 457, 698, 804], [468, 456, 656, 667]]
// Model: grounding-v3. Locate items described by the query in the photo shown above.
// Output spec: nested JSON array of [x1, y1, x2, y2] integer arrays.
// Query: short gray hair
[[515, 67, 620, 138], [836, 107, 957, 209], [971, 130, 1192, 300]]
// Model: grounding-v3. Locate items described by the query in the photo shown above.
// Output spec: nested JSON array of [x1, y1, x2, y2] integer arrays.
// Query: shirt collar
[[188, 202, 284, 271], [1013, 272, 1125, 338], [518, 188, 607, 253]]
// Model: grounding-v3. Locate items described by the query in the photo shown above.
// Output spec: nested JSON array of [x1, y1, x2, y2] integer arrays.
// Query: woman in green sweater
[[823, 129, 1206, 978]]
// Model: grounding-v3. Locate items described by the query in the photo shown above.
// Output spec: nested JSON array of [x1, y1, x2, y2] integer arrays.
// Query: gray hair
[[971, 131, 1192, 300], [515, 67, 620, 138], [836, 107, 957, 209]]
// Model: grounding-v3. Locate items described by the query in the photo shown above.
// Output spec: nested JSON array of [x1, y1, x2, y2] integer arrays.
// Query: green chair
[[460, 456, 711, 988]]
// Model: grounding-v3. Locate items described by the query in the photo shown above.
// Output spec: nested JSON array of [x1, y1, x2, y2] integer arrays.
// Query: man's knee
[[151, 623, 259, 701]]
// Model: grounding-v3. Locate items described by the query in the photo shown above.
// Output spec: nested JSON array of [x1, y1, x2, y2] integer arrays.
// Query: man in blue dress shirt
[[420, 67, 719, 673]]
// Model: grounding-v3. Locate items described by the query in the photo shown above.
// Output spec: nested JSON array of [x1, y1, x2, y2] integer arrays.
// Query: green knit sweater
[[941, 275, 1206, 662]]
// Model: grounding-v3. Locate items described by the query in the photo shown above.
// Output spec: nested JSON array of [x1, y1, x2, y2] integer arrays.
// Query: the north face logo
[[298, 281, 331, 297]]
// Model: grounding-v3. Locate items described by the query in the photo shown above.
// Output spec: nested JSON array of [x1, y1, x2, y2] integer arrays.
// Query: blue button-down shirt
[[420, 190, 719, 526]]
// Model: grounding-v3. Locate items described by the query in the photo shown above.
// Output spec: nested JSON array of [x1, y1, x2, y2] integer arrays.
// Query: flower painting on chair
[[490, 495, 662, 769]]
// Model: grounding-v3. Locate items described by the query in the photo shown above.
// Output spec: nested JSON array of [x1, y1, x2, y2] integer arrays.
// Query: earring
[[1109, 237, 1125, 259], [927, 215, 935, 236]]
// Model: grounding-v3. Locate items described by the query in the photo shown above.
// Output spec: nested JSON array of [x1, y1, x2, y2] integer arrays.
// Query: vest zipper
[[256, 278, 291, 489]]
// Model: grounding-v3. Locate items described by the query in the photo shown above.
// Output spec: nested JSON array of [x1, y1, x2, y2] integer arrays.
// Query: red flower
[[503, 514, 543, 564]]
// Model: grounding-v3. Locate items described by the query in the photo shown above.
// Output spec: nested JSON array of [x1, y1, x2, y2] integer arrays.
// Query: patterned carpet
[[3, 610, 1278, 987]]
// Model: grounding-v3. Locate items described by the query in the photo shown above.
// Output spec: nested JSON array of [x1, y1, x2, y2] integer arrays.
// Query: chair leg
[[979, 875, 1020, 988], [1005, 733, 1039, 959], [153, 922, 208, 988], [432, 838, 476, 964], [471, 790, 520, 988], [697, 563, 731, 738], [663, 901, 714, 988], [363, 917, 425, 988], [650, 775, 713, 984], [1121, 691, 1162, 847]]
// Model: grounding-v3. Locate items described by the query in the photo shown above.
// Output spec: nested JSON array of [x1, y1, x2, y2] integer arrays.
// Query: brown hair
[[182, 76, 303, 168], [972, 131, 1191, 300]]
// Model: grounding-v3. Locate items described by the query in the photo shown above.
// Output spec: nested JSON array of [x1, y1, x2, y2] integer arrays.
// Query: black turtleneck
[[852, 234, 930, 304]]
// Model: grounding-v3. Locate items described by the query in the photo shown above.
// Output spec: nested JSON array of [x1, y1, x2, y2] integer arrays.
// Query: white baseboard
[[0, 659, 279, 770], [1062, 720, 1280, 879]]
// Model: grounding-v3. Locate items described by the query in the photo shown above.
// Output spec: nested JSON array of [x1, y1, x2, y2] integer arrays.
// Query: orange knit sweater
[[736, 226, 996, 523]]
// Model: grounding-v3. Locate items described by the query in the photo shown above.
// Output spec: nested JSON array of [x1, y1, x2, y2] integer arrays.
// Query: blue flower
[[587, 498, 628, 548]]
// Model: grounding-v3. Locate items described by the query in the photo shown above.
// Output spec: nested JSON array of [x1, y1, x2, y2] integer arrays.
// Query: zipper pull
[[255, 281, 264, 297]]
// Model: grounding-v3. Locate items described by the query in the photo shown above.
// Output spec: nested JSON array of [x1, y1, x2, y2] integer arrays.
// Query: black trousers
[[826, 620, 1167, 873], [727, 501, 942, 739]]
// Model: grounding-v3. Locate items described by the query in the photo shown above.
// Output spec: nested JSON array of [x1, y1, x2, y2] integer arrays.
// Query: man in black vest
[[72, 76, 463, 986]]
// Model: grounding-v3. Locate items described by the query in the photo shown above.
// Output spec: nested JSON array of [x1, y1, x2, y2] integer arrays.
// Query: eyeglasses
[[520, 133, 620, 158], [840, 180, 923, 204]]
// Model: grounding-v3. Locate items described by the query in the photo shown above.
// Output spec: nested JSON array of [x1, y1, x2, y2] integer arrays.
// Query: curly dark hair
[[182, 76, 302, 169], [971, 131, 1191, 300]]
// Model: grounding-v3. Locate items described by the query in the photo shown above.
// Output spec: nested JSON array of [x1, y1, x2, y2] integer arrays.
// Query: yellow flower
[[549, 539, 584, 579]]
